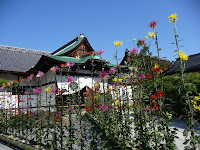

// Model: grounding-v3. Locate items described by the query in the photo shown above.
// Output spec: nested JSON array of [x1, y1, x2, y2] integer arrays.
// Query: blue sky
[[0, 0, 199, 64]]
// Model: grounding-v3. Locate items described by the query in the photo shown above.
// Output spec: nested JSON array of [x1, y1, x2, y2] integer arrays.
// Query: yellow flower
[[168, 13, 177, 23], [166, 112, 172, 119], [118, 78, 123, 82], [145, 36, 148, 39], [113, 78, 118, 82], [122, 75, 127, 80], [148, 32, 156, 38], [45, 87, 52, 92], [114, 41, 123, 46], [191, 100, 197, 105], [94, 82, 100, 87], [194, 96, 200, 101], [3, 84, 6, 88], [178, 51, 188, 61], [115, 99, 119, 105], [115, 106, 118, 109], [133, 38, 136, 41]]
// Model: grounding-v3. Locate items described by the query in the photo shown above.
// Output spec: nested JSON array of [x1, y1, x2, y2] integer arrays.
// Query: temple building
[[0, 34, 113, 110]]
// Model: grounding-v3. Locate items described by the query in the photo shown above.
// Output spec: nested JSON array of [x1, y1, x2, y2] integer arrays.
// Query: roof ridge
[[52, 35, 80, 55], [0, 45, 51, 56]]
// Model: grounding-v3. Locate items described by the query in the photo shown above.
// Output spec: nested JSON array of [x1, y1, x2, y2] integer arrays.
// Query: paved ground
[[0, 143, 13, 150], [170, 118, 200, 150]]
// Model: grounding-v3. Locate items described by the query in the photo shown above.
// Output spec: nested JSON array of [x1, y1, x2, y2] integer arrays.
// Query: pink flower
[[33, 87, 42, 94], [140, 74, 146, 79], [100, 102, 108, 113], [8, 94, 12, 98], [96, 49, 104, 55], [51, 66, 60, 72], [65, 62, 74, 67], [9, 81, 13, 85], [131, 48, 139, 56], [27, 76, 32, 81], [144, 107, 148, 112], [70, 106, 74, 110], [51, 87, 57, 94], [109, 67, 116, 74], [67, 76, 74, 82], [24, 91, 30, 95], [0, 87, 4, 90], [114, 82, 119, 86], [36, 71, 44, 78], [99, 71, 107, 78], [25, 106, 29, 110]]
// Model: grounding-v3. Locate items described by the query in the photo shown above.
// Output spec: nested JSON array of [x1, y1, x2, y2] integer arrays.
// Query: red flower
[[55, 115, 62, 121], [86, 107, 93, 111], [156, 91, 165, 98], [146, 73, 153, 79], [151, 95, 157, 100], [60, 64, 65, 68], [30, 73, 34, 77], [28, 112, 33, 117], [88, 52, 96, 56], [149, 21, 157, 29], [141, 40, 145, 46], [150, 106, 153, 110], [154, 103, 159, 110]]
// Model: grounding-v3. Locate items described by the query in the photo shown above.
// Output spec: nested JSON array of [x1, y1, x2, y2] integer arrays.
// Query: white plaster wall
[[56, 75, 104, 95]]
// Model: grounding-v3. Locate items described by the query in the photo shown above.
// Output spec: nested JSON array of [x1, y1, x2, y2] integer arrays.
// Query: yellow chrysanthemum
[[45, 87, 52, 92], [113, 78, 118, 82], [122, 75, 127, 80], [194, 96, 200, 101], [118, 78, 123, 82], [166, 112, 172, 119], [115, 99, 119, 105], [168, 13, 177, 23], [114, 41, 123, 46], [148, 32, 156, 38], [178, 51, 188, 61], [145, 36, 148, 39], [191, 100, 197, 105]]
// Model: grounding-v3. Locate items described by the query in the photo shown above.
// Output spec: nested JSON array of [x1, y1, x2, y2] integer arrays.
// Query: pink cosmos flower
[[36, 71, 44, 78], [109, 67, 117, 74], [24, 91, 30, 95], [51, 87, 57, 94], [96, 49, 104, 55], [100, 102, 108, 113], [67, 76, 74, 82], [65, 62, 74, 67], [9, 81, 13, 85], [33, 87, 42, 94], [140, 74, 146, 79]]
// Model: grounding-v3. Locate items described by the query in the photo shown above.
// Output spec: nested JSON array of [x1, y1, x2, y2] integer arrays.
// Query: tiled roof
[[0, 45, 51, 73], [166, 53, 200, 74]]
